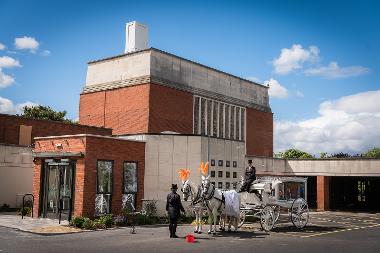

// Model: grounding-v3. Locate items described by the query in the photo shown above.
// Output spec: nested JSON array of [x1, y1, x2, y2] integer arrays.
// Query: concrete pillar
[[317, 176, 330, 211]]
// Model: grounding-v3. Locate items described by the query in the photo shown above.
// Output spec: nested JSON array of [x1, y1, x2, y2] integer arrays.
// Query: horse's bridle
[[182, 182, 203, 206]]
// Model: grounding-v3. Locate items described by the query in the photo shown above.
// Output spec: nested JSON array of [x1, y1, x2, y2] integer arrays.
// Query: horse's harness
[[183, 183, 203, 206], [202, 182, 225, 211]]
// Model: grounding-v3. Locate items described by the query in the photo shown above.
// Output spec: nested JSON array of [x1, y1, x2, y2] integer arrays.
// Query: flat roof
[[87, 47, 268, 89]]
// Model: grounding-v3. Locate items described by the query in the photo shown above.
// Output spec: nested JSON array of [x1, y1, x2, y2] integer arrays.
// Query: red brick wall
[[148, 84, 193, 134], [0, 113, 112, 146], [33, 135, 145, 217], [79, 84, 150, 135], [317, 176, 330, 211], [246, 108, 273, 157], [79, 83, 193, 135]]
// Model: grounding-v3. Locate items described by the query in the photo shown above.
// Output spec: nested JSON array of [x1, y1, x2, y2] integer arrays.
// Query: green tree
[[20, 105, 77, 124], [320, 152, 328, 159], [282, 148, 314, 159], [364, 147, 380, 158]]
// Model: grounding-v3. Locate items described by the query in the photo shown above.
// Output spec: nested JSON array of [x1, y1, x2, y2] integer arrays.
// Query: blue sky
[[1, 0, 379, 154]]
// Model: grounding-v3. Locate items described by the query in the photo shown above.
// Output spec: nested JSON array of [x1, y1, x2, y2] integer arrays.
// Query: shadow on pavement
[[271, 225, 344, 233]]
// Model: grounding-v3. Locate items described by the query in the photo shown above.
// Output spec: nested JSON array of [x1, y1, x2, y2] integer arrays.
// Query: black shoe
[[172, 234, 179, 238]]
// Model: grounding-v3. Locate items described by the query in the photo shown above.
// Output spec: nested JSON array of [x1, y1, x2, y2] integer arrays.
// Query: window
[[230, 106, 235, 139], [192, 95, 245, 141], [233, 161, 237, 168], [193, 97, 200, 134], [233, 172, 237, 178], [226, 161, 230, 167], [241, 108, 245, 140], [201, 98, 206, 135], [122, 162, 138, 211], [218, 160, 223, 166], [218, 171, 223, 178], [212, 101, 218, 137], [207, 100, 212, 136], [232, 182, 237, 189], [219, 103, 224, 138], [211, 159, 215, 166], [236, 107, 240, 140], [218, 182, 223, 189], [226, 182, 230, 189], [211, 182, 216, 186], [95, 160, 113, 215], [211, 171, 216, 178], [226, 171, 230, 178]]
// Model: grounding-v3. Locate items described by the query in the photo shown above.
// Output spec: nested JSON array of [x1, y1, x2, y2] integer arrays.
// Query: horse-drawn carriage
[[238, 176, 309, 232], [179, 164, 309, 234]]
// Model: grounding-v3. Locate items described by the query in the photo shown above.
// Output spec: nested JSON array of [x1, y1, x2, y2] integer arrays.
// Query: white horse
[[201, 175, 226, 235], [181, 179, 206, 233]]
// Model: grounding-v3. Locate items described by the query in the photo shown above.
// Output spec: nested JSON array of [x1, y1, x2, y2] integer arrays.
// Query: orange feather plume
[[199, 161, 209, 176], [178, 168, 190, 182]]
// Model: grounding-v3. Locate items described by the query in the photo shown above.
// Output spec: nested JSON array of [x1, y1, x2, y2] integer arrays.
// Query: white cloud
[[273, 44, 319, 74], [295, 90, 304, 97], [0, 43, 6, 50], [14, 36, 39, 52], [305, 61, 370, 79], [265, 78, 288, 99], [275, 90, 380, 154], [0, 69, 15, 88], [0, 56, 21, 68], [41, 50, 51, 56], [0, 96, 38, 114]]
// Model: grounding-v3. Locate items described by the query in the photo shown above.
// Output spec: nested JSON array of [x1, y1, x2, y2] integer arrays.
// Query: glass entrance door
[[43, 162, 74, 219]]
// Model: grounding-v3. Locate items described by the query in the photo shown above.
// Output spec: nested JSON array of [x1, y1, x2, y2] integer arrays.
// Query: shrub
[[70, 216, 86, 228], [83, 218, 95, 230], [143, 200, 158, 217], [0, 204, 11, 212], [113, 215, 126, 226], [93, 221, 107, 230], [95, 214, 114, 228], [18, 207, 32, 216]]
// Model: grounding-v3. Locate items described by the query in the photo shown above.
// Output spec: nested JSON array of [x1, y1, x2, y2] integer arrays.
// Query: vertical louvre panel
[[225, 105, 230, 139], [241, 108, 245, 140], [207, 100, 212, 136], [193, 97, 200, 134], [236, 107, 240, 141], [230, 106, 235, 140], [201, 98, 206, 135], [219, 103, 224, 138], [213, 101, 218, 137]]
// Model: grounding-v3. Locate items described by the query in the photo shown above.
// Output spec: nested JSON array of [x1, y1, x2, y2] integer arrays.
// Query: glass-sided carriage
[[238, 176, 309, 232]]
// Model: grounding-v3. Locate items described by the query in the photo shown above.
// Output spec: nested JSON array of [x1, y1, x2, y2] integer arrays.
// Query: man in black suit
[[240, 160, 256, 192], [166, 184, 185, 238]]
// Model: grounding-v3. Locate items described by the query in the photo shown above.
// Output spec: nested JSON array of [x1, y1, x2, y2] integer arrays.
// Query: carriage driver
[[239, 160, 256, 192], [166, 184, 185, 238]]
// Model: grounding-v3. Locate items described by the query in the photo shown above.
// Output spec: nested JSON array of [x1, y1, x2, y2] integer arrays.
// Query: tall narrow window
[[123, 162, 138, 211], [213, 101, 218, 137], [219, 103, 224, 138], [193, 97, 200, 134], [230, 106, 235, 140], [236, 107, 240, 140], [207, 100, 212, 136], [201, 98, 206, 135], [95, 160, 113, 215], [241, 108, 245, 140], [225, 105, 230, 139]]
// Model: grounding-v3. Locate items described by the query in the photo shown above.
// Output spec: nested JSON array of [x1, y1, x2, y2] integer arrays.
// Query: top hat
[[171, 184, 178, 190], [248, 160, 253, 164]]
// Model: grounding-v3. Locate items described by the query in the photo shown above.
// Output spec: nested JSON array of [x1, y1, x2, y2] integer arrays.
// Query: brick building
[[26, 21, 379, 219]]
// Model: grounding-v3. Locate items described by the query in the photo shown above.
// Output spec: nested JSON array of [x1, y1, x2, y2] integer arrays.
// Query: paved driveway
[[0, 212, 379, 253]]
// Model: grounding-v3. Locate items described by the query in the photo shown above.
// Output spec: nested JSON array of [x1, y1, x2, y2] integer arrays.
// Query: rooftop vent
[[125, 21, 148, 53]]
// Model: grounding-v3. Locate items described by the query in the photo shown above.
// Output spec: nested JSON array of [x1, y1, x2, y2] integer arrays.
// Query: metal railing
[[58, 196, 72, 224]]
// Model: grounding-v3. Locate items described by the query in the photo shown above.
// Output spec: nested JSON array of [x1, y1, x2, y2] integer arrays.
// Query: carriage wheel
[[290, 198, 309, 229], [260, 206, 275, 232], [237, 210, 246, 228], [272, 205, 281, 223]]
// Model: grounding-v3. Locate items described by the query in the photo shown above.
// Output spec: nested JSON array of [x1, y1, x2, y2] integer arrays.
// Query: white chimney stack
[[125, 21, 148, 53]]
